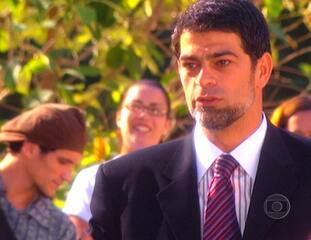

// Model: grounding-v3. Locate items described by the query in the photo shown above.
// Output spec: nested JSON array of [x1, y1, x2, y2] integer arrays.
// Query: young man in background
[[0, 103, 87, 240]]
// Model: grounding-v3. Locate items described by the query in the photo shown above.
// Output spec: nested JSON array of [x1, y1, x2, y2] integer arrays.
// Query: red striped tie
[[203, 154, 241, 240]]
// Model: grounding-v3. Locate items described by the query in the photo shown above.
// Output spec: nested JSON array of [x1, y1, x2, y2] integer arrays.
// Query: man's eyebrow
[[59, 157, 74, 164], [179, 55, 199, 61], [179, 50, 238, 61], [209, 50, 238, 58]]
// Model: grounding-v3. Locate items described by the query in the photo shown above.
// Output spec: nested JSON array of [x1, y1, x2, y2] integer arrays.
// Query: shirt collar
[[27, 197, 53, 228], [194, 113, 267, 182]]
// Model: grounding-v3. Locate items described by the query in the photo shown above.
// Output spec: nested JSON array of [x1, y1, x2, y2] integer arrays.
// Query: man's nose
[[62, 170, 72, 182], [196, 66, 216, 88]]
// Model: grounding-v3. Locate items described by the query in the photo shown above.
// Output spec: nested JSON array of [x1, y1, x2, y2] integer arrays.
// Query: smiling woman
[[63, 79, 172, 240], [116, 80, 172, 154]]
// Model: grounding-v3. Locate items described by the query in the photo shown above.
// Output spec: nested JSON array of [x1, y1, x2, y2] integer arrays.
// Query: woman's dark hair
[[118, 79, 171, 118], [270, 95, 311, 129], [171, 0, 271, 65]]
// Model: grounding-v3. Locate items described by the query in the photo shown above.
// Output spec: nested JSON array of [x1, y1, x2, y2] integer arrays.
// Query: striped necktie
[[203, 154, 241, 240]]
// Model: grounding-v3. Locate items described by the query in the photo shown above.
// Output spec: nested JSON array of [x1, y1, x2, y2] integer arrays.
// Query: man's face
[[177, 30, 261, 130], [29, 148, 81, 198]]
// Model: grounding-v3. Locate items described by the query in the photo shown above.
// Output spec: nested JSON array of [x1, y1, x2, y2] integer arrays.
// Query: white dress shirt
[[63, 164, 100, 221], [194, 114, 268, 236]]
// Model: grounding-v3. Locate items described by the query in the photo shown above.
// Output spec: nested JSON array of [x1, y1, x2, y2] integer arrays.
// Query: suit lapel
[[243, 123, 298, 240], [157, 135, 201, 240]]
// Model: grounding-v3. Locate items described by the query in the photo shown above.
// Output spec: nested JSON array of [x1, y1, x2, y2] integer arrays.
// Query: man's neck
[[202, 111, 263, 153], [0, 156, 38, 210]]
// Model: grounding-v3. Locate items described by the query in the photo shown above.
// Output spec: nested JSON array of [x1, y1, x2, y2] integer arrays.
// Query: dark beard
[[193, 71, 256, 130], [196, 105, 249, 130]]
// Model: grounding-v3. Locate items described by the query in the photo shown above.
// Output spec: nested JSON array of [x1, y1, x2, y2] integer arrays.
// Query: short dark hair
[[119, 79, 171, 118], [171, 0, 271, 64]]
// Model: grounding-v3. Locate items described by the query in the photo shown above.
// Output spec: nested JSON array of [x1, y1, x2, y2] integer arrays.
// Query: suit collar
[[243, 122, 298, 240], [157, 135, 201, 240]]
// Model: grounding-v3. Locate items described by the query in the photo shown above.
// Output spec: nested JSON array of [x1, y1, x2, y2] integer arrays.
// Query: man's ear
[[255, 52, 273, 88], [21, 142, 40, 159]]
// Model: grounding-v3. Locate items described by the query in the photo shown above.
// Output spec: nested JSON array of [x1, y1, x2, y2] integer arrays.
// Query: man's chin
[[42, 193, 54, 199], [195, 109, 243, 130], [38, 189, 54, 199], [200, 118, 232, 130]]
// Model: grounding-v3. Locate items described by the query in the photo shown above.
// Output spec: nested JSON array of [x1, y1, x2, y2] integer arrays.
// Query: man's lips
[[196, 96, 221, 106], [53, 180, 62, 189]]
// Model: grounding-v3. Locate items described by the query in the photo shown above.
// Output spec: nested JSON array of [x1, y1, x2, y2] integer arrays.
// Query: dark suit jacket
[[90, 122, 311, 240]]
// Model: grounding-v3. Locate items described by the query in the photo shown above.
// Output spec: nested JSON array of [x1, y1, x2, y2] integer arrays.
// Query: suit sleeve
[[89, 164, 121, 240]]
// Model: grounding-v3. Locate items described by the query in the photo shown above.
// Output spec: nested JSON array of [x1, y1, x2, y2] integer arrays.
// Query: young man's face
[[29, 147, 81, 198], [177, 30, 267, 130]]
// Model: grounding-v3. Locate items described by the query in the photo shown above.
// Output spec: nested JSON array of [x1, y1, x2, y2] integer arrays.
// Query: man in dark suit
[[90, 0, 311, 239]]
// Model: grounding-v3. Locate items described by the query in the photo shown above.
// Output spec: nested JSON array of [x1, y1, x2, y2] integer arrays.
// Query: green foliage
[[264, 0, 282, 19], [261, 0, 311, 111], [0, 0, 310, 207]]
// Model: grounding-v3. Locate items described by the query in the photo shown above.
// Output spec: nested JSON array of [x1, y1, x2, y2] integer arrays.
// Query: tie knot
[[213, 154, 239, 179]]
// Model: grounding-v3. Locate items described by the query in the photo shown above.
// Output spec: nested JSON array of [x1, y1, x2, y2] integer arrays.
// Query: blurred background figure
[[0, 103, 87, 240], [270, 95, 311, 137], [63, 79, 172, 240]]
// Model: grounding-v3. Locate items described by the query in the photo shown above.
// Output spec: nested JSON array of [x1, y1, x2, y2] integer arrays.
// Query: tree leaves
[[0, 30, 9, 53], [89, 1, 117, 28], [14, 53, 50, 94], [264, 0, 282, 19], [76, 4, 97, 26], [106, 44, 125, 69]]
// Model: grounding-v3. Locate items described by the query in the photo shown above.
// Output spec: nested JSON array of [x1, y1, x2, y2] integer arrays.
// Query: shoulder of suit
[[99, 135, 192, 173], [276, 127, 311, 162], [278, 127, 311, 149]]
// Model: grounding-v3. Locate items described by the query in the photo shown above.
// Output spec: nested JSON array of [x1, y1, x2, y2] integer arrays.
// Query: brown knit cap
[[0, 103, 87, 153]]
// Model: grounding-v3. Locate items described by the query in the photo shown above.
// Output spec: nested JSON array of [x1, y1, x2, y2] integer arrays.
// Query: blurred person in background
[[270, 95, 311, 137], [0, 103, 87, 240], [63, 79, 172, 240]]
